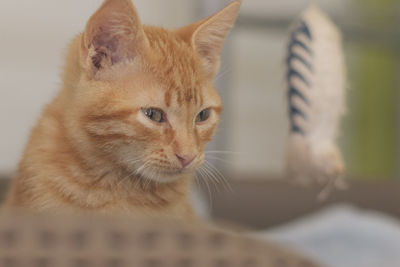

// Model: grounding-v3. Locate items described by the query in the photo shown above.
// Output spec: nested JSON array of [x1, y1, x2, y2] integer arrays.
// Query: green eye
[[196, 108, 211, 123], [142, 108, 166, 123]]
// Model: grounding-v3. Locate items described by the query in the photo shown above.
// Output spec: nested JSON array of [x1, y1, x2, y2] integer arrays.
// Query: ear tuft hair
[[81, 0, 148, 78]]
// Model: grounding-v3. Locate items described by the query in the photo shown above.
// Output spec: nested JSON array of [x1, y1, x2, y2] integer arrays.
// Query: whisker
[[204, 160, 232, 192], [136, 161, 149, 175], [199, 164, 221, 193], [148, 167, 159, 189], [214, 66, 231, 82], [193, 171, 201, 189], [195, 168, 213, 207], [199, 164, 217, 184], [144, 166, 157, 191], [91, 170, 111, 186], [205, 155, 235, 166], [205, 150, 242, 155], [117, 158, 148, 190]]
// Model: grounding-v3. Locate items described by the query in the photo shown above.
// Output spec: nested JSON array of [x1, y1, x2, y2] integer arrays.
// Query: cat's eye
[[196, 108, 211, 123], [141, 108, 166, 123]]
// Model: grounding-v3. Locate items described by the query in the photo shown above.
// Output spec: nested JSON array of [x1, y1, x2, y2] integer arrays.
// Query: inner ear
[[81, 0, 148, 78], [89, 31, 121, 69], [176, 1, 241, 78]]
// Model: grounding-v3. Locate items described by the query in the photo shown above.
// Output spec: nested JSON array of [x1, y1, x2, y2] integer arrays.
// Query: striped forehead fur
[[144, 26, 205, 107]]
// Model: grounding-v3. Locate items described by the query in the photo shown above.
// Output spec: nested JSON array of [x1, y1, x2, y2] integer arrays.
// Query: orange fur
[[5, 0, 240, 219]]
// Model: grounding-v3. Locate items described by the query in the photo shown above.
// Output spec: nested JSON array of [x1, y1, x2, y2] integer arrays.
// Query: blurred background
[[1, 0, 399, 179], [1, 0, 400, 266]]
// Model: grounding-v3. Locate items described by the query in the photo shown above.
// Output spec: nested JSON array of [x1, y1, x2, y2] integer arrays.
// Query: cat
[[5, 0, 240, 219]]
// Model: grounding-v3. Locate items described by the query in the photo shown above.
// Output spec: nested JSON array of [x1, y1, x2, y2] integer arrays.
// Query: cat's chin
[[137, 168, 192, 184]]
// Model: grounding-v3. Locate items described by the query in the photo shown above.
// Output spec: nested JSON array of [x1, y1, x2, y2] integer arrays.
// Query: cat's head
[[65, 0, 240, 183]]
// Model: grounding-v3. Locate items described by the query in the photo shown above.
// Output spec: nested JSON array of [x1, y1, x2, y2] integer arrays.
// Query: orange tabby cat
[[5, 0, 240, 219]]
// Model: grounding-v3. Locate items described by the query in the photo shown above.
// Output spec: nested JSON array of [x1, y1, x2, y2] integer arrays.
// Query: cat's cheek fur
[[199, 124, 218, 144]]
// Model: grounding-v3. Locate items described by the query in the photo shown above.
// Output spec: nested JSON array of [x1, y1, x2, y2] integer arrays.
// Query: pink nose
[[176, 154, 195, 168]]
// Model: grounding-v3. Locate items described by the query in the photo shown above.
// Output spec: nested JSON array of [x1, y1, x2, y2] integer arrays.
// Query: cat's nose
[[176, 154, 196, 168]]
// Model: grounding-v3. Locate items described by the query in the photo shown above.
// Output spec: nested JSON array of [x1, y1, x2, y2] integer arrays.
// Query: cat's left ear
[[176, 1, 241, 78]]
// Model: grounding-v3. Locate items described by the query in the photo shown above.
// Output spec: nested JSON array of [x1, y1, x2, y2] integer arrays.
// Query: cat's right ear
[[80, 0, 148, 79]]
